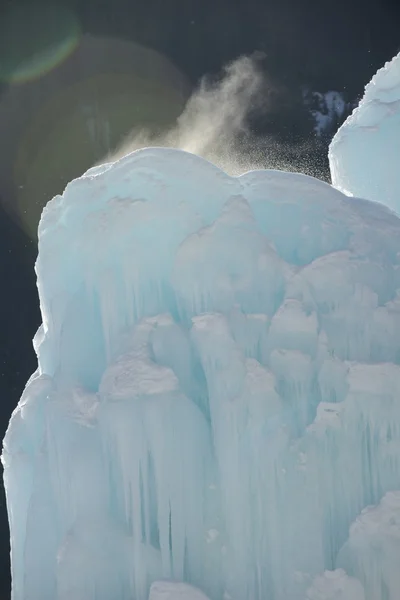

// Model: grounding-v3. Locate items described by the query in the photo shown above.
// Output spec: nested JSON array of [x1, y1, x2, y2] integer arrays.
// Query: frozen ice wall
[[329, 52, 400, 213], [3, 145, 400, 600]]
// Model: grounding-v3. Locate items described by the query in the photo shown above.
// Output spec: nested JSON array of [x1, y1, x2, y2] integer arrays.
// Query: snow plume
[[165, 55, 264, 163], [100, 54, 269, 174]]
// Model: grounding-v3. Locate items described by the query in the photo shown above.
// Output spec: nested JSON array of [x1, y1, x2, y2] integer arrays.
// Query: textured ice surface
[[149, 581, 211, 600], [337, 492, 400, 600], [3, 146, 400, 600], [329, 52, 400, 213], [305, 569, 365, 600]]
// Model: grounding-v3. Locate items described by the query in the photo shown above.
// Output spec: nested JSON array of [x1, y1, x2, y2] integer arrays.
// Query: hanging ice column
[[3, 52, 400, 600]]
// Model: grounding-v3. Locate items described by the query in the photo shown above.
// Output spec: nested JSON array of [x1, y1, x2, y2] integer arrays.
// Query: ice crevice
[[3, 51, 400, 600]]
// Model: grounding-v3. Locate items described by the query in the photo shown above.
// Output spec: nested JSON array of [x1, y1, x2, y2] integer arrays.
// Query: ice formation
[[3, 54, 400, 600], [329, 52, 400, 213], [3, 146, 400, 600]]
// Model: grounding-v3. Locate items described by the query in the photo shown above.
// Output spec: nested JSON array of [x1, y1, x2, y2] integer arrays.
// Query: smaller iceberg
[[329, 52, 400, 213]]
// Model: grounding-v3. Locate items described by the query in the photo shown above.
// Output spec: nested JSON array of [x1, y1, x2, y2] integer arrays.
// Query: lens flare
[[0, 3, 80, 84], [0, 36, 189, 238]]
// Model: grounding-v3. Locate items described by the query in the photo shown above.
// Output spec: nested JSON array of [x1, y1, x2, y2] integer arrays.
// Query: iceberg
[[329, 52, 400, 213], [3, 53, 400, 600]]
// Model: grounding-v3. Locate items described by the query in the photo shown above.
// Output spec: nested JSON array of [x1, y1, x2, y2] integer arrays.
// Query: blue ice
[[330, 52, 400, 214], [3, 53, 400, 600]]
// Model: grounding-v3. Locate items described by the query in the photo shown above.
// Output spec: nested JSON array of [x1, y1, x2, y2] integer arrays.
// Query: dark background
[[0, 0, 399, 596]]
